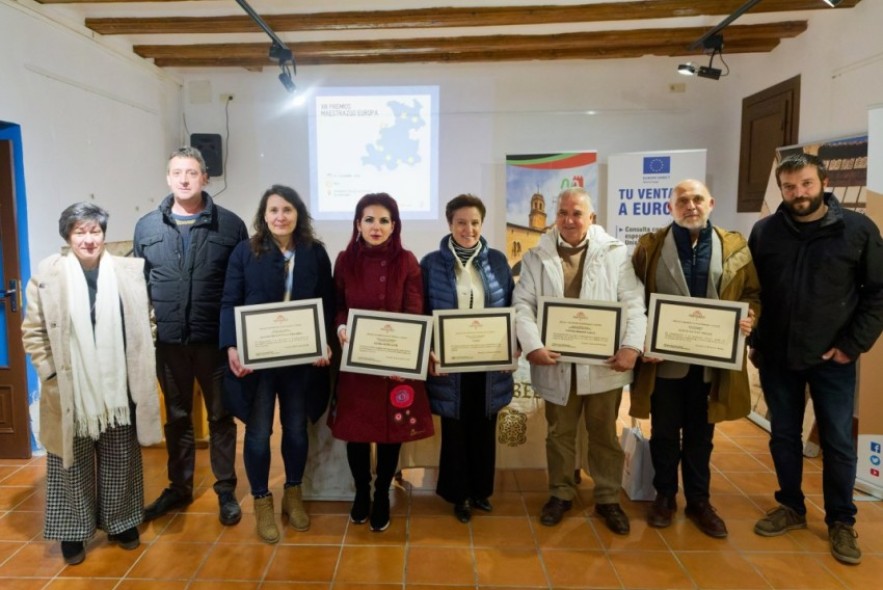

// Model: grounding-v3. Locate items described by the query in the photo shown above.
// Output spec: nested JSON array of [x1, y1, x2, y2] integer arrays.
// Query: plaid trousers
[[44, 424, 144, 541]]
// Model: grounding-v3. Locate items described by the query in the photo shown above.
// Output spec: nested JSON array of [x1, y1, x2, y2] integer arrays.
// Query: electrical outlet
[[220, 93, 235, 102]]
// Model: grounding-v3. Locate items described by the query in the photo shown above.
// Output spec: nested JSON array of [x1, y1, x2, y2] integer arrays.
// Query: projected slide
[[309, 86, 440, 220]]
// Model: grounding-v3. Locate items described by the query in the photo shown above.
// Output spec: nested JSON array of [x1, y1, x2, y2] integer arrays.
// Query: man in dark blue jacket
[[749, 153, 883, 565], [133, 147, 248, 525]]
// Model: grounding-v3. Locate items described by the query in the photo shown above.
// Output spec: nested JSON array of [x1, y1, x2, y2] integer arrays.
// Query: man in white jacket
[[514, 187, 646, 534]]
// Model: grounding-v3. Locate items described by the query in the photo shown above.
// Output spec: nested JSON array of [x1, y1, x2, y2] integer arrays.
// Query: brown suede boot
[[282, 485, 310, 532], [254, 495, 280, 544]]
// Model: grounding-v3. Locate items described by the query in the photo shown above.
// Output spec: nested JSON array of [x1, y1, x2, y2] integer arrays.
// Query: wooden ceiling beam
[[83, 0, 858, 35], [134, 21, 803, 67]]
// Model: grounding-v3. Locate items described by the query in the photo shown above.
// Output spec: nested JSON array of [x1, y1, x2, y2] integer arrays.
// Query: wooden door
[[0, 139, 30, 459], [738, 76, 801, 213]]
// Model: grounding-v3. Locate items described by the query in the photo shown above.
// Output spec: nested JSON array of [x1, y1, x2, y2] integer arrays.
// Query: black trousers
[[436, 372, 498, 504], [155, 342, 237, 496], [649, 365, 715, 506]]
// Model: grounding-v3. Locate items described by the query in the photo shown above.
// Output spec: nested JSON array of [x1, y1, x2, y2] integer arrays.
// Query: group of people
[[22, 148, 882, 568]]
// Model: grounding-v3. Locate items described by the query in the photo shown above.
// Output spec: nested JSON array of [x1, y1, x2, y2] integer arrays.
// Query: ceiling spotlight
[[279, 71, 296, 93], [697, 66, 722, 80], [822, 0, 843, 6], [678, 63, 697, 76]]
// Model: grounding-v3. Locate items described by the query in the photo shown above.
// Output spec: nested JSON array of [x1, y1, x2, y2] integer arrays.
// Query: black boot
[[370, 443, 401, 532], [346, 442, 373, 524]]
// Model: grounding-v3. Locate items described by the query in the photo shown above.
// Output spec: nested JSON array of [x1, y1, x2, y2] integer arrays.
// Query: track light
[[676, 33, 726, 80], [822, 0, 843, 6], [697, 65, 722, 80], [236, 0, 298, 94]]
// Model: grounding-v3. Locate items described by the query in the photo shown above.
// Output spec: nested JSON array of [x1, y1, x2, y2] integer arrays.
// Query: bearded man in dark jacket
[[748, 153, 883, 566]]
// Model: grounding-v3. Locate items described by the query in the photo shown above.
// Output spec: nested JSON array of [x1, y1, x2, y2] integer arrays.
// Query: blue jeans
[[759, 359, 857, 526], [243, 369, 309, 497]]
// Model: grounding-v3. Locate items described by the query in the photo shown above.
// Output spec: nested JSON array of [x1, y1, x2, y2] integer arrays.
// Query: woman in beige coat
[[22, 203, 161, 565]]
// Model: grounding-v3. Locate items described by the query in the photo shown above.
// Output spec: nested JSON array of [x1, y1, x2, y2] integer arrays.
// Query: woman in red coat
[[329, 193, 434, 532]]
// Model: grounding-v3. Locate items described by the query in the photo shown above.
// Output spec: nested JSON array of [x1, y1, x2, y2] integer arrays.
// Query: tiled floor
[[1, 412, 882, 589]]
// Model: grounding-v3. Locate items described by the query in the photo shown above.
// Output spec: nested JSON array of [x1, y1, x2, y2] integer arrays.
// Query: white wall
[[0, 0, 181, 266], [5, 0, 883, 262], [176, 0, 883, 257]]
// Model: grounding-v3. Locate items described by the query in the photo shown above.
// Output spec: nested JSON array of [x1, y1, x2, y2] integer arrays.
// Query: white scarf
[[64, 252, 129, 439]]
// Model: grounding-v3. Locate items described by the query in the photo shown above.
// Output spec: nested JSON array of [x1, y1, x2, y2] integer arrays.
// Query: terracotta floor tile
[[116, 580, 189, 590], [677, 550, 770, 589], [0, 486, 35, 511], [62, 539, 145, 577], [0, 511, 44, 541], [1, 467, 44, 487], [592, 519, 668, 552], [476, 491, 527, 517], [155, 512, 226, 543], [0, 539, 24, 563], [711, 452, 770, 473], [343, 516, 406, 546], [10, 488, 45, 512], [656, 518, 735, 551], [334, 546, 404, 585], [408, 493, 450, 517], [0, 541, 66, 577], [826, 554, 883, 589], [728, 471, 781, 496], [307, 500, 351, 516], [471, 515, 535, 548], [2, 579, 51, 590], [705, 493, 766, 520], [0, 466, 19, 482], [542, 548, 620, 588], [727, 435, 772, 454], [532, 516, 602, 550], [406, 545, 475, 586], [189, 583, 259, 590], [716, 420, 767, 437], [195, 542, 275, 580], [262, 583, 329, 590], [724, 518, 804, 552], [264, 545, 340, 582], [128, 541, 213, 579], [279, 514, 349, 545], [330, 584, 400, 590], [473, 547, 547, 587], [407, 515, 471, 547], [0, 417, 876, 590], [745, 553, 847, 589], [43, 578, 118, 590], [609, 551, 693, 589]]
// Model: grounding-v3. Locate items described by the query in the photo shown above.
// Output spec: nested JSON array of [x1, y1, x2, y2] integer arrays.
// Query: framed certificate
[[340, 309, 433, 380], [537, 297, 625, 364], [645, 293, 748, 370], [234, 298, 328, 370], [433, 308, 517, 373]]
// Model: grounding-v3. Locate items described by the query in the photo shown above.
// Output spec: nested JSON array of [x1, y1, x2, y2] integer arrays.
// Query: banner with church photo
[[500, 152, 598, 469]]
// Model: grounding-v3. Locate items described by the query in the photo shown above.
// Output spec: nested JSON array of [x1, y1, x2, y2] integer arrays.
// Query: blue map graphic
[[362, 99, 425, 170]]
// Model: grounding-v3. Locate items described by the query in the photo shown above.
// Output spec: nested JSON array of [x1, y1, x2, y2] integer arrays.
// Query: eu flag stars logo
[[643, 156, 671, 174]]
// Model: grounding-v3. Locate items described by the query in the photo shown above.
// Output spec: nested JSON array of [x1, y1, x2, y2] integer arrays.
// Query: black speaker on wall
[[190, 133, 223, 177]]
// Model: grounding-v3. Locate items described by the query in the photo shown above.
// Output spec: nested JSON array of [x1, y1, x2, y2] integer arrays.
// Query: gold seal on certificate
[[433, 308, 517, 373], [645, 293, 748, 370], [537, 297, 625, 364], [340, 309, 433, 380], [234, 298, 328, 370]]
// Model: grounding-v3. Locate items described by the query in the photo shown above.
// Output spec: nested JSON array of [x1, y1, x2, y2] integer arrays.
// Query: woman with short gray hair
[[22, 202, 161, 565]]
